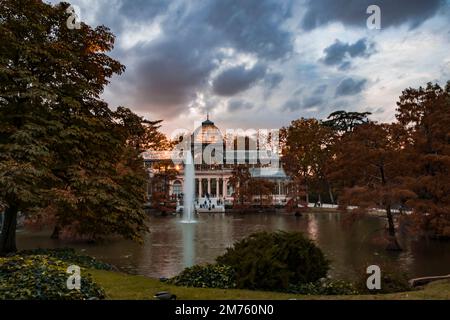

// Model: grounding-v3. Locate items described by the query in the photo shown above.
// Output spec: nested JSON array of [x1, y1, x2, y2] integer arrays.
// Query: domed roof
[[201, 118, 215, 126], [193, 115, 222, 144]]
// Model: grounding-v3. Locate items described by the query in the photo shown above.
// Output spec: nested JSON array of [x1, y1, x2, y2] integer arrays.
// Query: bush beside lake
[[0, 249, 110, 300], [216, 231, 330, 291], [18, 248, 114, 270], [168, 231, 347, 294]]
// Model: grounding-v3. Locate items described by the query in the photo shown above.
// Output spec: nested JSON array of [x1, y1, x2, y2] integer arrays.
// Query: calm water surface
[[16, 212, 450, 280]]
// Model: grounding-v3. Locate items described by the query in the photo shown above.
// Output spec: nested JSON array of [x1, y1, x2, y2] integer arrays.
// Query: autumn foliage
[[282, 82, 450, 247]]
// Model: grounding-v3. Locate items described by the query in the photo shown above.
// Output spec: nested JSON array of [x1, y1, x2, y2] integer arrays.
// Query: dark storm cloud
[[119, 0, 289, 117], [118, 0, 170, 21], [282, 84, 327, 112], [282, 100, 301, 112], [228, 100, 255, 112], [264, 73, 284, 90], [131, 30, 219, 117], [303, 95, 323, 108], [213, 64, 267, 96], [299, 84, 328, 109], [49, 0, 450, 128], [112, 0, 296, 117], [335, 78, 367, 96], [263, 72, 283, 98], [203, 0, 294, 59], [322, 38, 375, 69], [59, 0, 170, 35], [301, 0, 444, 30]]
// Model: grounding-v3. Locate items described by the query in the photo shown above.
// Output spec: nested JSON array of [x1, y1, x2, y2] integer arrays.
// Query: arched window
[[173, 180, 182, 195]]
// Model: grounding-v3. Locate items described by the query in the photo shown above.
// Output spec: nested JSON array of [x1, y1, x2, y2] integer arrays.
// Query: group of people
[[196, 193, 225, 210], [200, 194, 214, 210], [199, 202, 214, 210]]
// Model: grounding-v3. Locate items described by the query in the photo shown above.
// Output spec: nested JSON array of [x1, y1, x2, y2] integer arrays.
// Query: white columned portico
[[199, 178, 202, 198], [207, 178, 211, 195], [216, 179, 219, 197]]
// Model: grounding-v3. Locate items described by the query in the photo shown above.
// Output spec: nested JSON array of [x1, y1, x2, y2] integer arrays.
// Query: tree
[[113, 106, 168, 151], [395, 82, 450, 238], [46, 107, 156, 241], [148, 160, 178, 215], [281, 118, 336, 205], [285, 177, 308, 214], [321, 110, 372, 133], [0, 0, 70, 253], [329, 123, 414, 250], [0, 0, 155, 253], [248, 178, 275, 206]]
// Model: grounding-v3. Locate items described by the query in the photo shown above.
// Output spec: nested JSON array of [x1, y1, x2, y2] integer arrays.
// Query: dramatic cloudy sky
[[51, 0, 450, 134]]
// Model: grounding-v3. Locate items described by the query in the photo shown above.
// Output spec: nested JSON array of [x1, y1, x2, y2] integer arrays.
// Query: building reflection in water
[[307, 213, 319, 242]]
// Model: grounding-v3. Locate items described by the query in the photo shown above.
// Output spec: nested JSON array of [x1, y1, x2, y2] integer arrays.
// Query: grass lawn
[[89, 269, 450, 300]]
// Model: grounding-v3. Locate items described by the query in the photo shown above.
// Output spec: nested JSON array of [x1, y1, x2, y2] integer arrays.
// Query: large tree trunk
[[379, 165, 402, 251], [0, 204, 18, 256], [385, 204, 402, 251]]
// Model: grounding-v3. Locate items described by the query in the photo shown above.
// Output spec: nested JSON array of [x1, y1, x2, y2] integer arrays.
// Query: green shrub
[[216, 231, 329, 291], [380, 272, 411, 293], [18, 248, 112, 270], [168, 264, 236, 289], [0, 255, 106, 300], [288, 278, 359, 295]]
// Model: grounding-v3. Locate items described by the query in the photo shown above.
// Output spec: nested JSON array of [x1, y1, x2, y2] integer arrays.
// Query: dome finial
[[207, 111, 209, 121]]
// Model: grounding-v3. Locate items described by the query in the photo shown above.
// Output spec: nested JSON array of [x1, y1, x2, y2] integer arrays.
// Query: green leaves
[[18, 248, 113, 270], [0, 254, 106, 300], [216, 231, 330, 291], [0, 0, 163, 248], [168, 264, 237, 289], [288, 279, 359, 295]]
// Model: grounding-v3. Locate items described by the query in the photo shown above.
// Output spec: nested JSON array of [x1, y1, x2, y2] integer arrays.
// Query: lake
[[16, 211, 450, 281]]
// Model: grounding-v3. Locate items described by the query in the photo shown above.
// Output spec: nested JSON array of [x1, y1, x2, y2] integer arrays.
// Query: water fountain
[[181, 151, 196, 223], [180, 151, 196, 266]]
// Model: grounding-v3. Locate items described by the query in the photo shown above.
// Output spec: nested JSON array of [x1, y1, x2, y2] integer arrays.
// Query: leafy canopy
[[0, 0, 165, 251]]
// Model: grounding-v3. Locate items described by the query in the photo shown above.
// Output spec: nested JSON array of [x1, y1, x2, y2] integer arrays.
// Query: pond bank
[[89, 269, 450, 300]]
